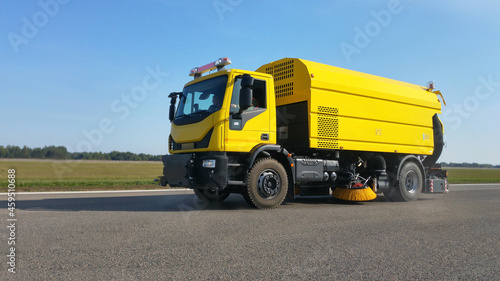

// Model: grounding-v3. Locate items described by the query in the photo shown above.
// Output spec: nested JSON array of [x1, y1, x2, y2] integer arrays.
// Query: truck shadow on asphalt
[[4, 193, 405, 212], [8, 194, 254, 212]]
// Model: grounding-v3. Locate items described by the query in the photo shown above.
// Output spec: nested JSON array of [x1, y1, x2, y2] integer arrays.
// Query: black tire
[[246, 158, 288, 209], [384, 161, 423, 202], [194, 188, 230, 203], [241, 193, 256, 208]]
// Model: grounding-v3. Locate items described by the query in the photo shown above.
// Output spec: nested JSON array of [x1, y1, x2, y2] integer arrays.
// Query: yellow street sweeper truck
[[160, 57, 448, 209]]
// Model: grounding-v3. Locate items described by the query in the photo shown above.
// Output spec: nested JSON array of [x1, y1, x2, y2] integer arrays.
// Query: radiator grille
[[169, 135, 182, 151], [317, 106, 339, 149]]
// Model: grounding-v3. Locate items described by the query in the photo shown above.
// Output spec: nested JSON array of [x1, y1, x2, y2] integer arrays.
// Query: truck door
[[225, 76, 273, 152]]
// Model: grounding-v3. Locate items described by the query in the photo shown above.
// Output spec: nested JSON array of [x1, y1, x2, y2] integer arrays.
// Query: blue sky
[[1, 0, 500, 164]]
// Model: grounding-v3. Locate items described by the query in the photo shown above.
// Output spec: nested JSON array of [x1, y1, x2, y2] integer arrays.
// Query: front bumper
[[162, 154, 191, 187], [162, 153, 229, 191]]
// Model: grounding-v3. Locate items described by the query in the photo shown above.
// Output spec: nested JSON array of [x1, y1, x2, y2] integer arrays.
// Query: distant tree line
[[0, 145, 161, 161], [439, 162, 500, 168], [1, 145, 498, 166]]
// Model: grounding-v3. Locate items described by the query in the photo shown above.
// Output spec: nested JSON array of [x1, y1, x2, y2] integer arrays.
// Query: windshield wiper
[[176, 110, 209, 120], [175, 114, 188, 119], [188, 110, 209, 116]]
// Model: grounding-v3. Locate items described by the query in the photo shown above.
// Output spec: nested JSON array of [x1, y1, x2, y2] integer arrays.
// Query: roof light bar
[[426, 81, 435, 91], [189, 57, 232, 78]]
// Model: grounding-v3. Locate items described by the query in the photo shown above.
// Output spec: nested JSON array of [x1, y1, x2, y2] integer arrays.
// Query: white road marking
[[0, 189, 191, 195]]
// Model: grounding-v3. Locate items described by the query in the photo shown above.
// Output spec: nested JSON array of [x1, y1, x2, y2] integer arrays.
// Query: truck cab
[[163, 58, 290, 208], [169, 67, 276, 153]]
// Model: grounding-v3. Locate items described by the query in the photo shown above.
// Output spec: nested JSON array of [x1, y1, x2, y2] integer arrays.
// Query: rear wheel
[[246, 158, 288, 209], [384, 161, 423, 202]]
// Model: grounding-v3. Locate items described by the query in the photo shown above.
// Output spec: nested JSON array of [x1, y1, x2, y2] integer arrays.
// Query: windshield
[[175, 75, 228, 120]]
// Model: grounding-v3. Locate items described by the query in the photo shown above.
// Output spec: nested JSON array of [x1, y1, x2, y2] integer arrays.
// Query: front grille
[[169, 129, 213, 151]]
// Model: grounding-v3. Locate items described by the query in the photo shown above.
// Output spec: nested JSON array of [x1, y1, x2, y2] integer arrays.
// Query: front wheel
[[194, 188, 230, 203], [384, 161, 423, 202], [246, 158, 288, 209]]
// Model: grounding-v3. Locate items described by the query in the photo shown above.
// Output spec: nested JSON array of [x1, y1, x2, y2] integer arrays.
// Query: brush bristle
[[332, 187, 377, 202]]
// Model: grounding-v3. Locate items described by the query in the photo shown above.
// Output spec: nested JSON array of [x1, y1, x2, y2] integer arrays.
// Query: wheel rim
[[257, 169, 281, 199], [204, 189, 219, 199], [203, 183, 219, 199], [404, 170, 419, 194]]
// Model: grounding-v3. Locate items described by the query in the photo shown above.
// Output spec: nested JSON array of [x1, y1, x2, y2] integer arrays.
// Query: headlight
[[202, 159, 216, 168]]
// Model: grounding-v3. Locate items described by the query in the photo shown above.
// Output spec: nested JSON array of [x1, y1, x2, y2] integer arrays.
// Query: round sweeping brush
[[332, 185, 377, 202]]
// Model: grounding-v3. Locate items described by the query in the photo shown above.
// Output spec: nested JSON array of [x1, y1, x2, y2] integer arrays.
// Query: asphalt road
[[1, 184, 499, 280]]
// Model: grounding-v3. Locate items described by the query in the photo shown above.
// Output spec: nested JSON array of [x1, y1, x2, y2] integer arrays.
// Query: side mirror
[[169, 104, 175, 122], [239, 88, 252, 110], [168, 92, 180, 122], [241, 74, 254, 87], [239, 74, 254, 111]]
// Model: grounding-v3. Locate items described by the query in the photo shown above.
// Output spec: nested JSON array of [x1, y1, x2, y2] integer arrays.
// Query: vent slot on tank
[[276, 82, 294, 98], [317, 106, 339, 150], [273, 60, 294, 81], [266, 60, 295, 99]]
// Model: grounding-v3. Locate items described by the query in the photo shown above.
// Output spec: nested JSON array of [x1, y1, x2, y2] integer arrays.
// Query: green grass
[[445, 167, 500, 184], [0, 160, 165, 192], [1, 160, 498, 192]]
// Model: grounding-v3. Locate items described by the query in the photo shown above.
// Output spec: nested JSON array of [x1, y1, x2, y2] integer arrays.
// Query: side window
[[251, 79, 266, 109], [230, 77, 266, 113]]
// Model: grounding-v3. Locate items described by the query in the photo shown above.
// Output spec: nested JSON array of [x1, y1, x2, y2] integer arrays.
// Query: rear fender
[[394, 155, 426, 182]]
